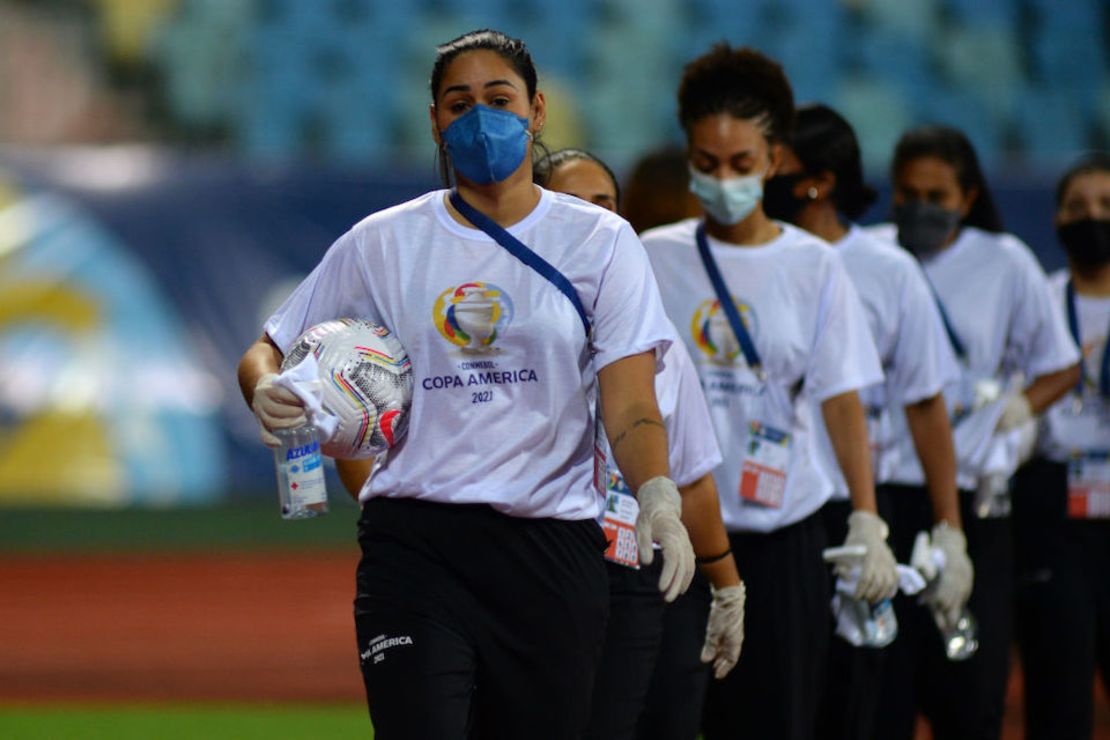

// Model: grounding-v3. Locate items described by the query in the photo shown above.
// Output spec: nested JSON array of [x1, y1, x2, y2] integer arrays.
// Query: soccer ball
[[281, 318, 413, 459]]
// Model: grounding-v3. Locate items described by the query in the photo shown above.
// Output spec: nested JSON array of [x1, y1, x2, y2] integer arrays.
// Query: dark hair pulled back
[[430, 29, 537, 103], [677, 44, 795, 143], [533, 148, 621, 208], [790, 103, 877, 221]]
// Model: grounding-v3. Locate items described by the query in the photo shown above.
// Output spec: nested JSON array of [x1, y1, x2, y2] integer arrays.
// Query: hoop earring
[[807, 187, 819, 199]]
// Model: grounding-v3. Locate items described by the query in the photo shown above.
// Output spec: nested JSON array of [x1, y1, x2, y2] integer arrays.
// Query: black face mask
[[761, 174, 810, 223], [894, 200, 961, 256], [1057, 219, 1110, 269]]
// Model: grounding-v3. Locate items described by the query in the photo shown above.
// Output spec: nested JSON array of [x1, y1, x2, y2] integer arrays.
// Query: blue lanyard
[[1065, 279, 1110, 399], [694, 223, 764, 378], [922, 276, 967, 361], [449, 191, 591, 339]]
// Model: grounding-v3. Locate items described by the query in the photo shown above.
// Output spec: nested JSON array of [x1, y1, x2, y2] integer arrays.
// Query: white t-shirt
[[599, 332, 723, 492], [869, 224, 1080, 488], [265, 188, 673, 520], [813, 225, 960, 499], [1039, 270, 1110, 462], [642, 219, 883, 532]]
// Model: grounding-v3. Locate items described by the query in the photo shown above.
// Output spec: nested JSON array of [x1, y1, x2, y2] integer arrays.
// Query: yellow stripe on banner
[[0, 173, 30, 263], [0, 282, 100, 332], [90, 0, 180, 65], [0, 412, 125, 505]]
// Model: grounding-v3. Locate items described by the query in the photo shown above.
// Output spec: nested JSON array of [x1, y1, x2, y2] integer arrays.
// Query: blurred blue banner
[[0, 147, 436, 504]]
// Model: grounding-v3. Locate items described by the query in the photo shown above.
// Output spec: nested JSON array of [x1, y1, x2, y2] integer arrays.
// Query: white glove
[[636, 476, 696, 602], [1014, 420, 1037, 466], [701, 582, 745, 679], [927, 523, 974, 625], [839, 510, 899, 603], [251, 372, 308, 447], [995, 392, 1032, 432]]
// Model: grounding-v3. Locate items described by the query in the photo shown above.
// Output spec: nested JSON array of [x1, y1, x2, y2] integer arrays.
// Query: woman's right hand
[[251, 373, 307, 447]]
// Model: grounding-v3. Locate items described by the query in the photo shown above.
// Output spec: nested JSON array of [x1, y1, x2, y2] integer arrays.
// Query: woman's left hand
[[636, 476, 697, 602], [701, 582, 746, 679]]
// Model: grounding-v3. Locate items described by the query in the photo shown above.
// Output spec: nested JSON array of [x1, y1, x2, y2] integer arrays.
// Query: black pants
[[874, 484, 1013, 740], [635, 570, 712, 740], [816, 495, 892, 740], [700, 511, 831, 740], [1012, 458, 1110, 740], [584, 559, 665, 740], [353, 497, 609, 740]]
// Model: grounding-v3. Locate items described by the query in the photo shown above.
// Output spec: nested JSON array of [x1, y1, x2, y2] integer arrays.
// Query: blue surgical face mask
[[688, 166, 765, 225], [441, 105, 531, 185]]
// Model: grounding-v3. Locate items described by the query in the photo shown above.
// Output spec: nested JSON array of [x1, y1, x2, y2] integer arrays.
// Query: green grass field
[[0, 499, 360, 553], [0, 703, 371, 739]]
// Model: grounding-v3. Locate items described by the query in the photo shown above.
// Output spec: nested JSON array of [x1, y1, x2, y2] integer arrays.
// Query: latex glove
[[252, 372, 308, 447], [636, 476, 696, 602], [995, 392, 1032, 432], [701, 582, 745, 679], [927, 523, 974, 625], [1014, 420, 1037, 466], [840, 510, 899, 603]]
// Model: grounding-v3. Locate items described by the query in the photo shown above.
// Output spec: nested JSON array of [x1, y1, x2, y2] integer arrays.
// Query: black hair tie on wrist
[[695, 548, 732, 565]]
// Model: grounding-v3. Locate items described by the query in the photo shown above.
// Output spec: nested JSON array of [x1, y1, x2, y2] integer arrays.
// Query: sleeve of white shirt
[[263, 230, 377, 354], [805, 253, 885, 402], [1003, 238, 1081, 378], [887, 260, 961, 405], [591, 222, 673, 370], [658, 342, 723, 487]]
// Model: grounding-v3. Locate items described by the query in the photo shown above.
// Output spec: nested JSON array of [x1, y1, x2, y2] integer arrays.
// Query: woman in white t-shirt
[[868, 126, 1080, 740], [535, 148, 746, 740], [236, 30, 702, 739], [638, 45, 898, 740], [1012, 153, 1110, 740], [763, 103, 972, 740]]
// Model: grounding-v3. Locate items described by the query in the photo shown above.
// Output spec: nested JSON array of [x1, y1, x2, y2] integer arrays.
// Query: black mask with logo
[[1057, 219, 1110, 270], [893, 200, 962, 256], [762, 174, 810, 223]]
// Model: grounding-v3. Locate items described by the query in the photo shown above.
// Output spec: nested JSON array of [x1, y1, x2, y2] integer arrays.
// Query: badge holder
[[600, 476, 642, 568], [1067, 450, 1110, 519], [739, 415, 791, 509]]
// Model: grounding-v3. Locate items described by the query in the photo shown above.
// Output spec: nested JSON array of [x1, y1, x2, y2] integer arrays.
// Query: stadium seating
[[133, 0, 1107, 170]]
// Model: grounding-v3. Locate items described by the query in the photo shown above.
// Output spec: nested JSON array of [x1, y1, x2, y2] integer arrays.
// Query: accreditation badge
[[601, 474, 640, 568], [1067, 450, 1110, 519], [739, 420, 791, 508]]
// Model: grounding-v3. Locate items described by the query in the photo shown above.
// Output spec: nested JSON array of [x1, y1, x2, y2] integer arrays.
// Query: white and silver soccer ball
[[282, 318, 413, 459]]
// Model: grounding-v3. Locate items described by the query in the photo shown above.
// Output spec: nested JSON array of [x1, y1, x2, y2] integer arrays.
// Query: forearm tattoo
[[610, 417, 666, 455]]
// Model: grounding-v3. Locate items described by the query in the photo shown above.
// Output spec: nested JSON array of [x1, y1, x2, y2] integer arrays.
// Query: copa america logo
[[690, 297, 759, 365], [433, 281, 515, 352]]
